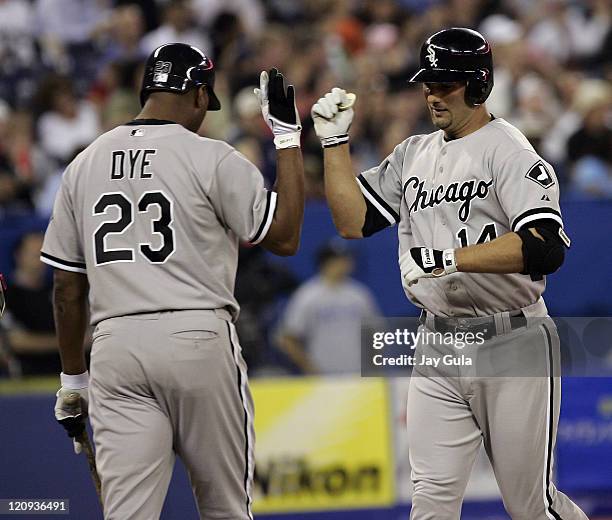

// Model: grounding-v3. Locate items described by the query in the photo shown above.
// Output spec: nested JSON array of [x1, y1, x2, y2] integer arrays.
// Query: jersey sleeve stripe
[[512, 208, 563, 232], [356, 175, 399, 226], [40, 252, 87, 273], [249, 190, 277, 245]]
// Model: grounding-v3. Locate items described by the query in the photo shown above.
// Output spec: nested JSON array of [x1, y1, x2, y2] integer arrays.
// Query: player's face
[[423, 82, 473, 135]]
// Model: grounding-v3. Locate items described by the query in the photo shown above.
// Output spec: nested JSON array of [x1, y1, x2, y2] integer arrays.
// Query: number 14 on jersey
[[456, 222, 497, 247]]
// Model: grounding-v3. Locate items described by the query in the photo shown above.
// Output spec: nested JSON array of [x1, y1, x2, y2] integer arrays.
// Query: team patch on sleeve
[[525, 161, 555, 189]]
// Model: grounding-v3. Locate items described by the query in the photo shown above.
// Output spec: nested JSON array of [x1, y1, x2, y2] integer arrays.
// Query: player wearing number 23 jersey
[[41, 122, 275, 324], [43, 43, 304, 520]]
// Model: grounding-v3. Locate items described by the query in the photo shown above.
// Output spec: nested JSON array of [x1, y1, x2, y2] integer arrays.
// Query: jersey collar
[[442, 114, 496, 142], [124, 119, 178, 126]]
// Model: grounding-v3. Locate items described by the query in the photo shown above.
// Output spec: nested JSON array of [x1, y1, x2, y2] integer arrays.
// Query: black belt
[[419, 310, 527, 340]]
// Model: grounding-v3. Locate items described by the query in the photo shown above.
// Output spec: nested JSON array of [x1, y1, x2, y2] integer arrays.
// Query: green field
[[0, 376, 57, 395]]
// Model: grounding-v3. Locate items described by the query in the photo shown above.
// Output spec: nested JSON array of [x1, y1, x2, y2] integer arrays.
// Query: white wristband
[[273, 132, 301, 149], [60, 371, 89, 389], [443, 249, 457, 274]]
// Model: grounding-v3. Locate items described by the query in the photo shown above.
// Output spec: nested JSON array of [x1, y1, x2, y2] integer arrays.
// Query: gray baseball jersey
[[354, 117, 587, 519], [41, 120, 276, 324], [280, 276, 380, 374], [42, 119, 265, 519], [356, 117, 565, 317]]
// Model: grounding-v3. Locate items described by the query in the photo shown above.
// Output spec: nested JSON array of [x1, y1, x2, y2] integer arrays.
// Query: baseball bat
[[63, 393, 103, 505], [338, 92, 356, 111]]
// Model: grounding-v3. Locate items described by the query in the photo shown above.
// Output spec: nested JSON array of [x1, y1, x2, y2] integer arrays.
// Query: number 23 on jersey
[[93, 191, 175, 265]]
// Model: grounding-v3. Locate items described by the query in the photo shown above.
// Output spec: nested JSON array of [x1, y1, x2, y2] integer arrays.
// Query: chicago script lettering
[[403, 177, 493, 221]]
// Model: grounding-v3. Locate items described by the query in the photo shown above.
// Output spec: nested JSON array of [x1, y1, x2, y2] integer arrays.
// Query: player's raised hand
[[254, 68, 301, 149], [311, 88, 356, 148], [399, 247, 457, 286]]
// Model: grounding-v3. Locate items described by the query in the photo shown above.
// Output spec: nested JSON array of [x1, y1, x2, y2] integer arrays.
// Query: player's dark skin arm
[[261, 147, 305, 256], [322, 144, 366, 239], [53, 269, 89, 375], [455, 228, 544, 273]]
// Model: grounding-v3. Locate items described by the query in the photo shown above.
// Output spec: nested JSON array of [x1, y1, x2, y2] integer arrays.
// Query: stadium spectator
[[8, 109, 56, 215], [98, 3, 147, 65], [234, 245, 298, 372], [114, 0, 161, 34], [97, 60, 142, 131], [0, 0, 38, 106], [0, 159, 20, 214], [229, 87, 267, 146], [510, 73, 562, 150], [3, 231, 59, 374], [276, 242, 380, 375], [541, 70, 587, 169], [479, 14, 524, 119], [35, 75, 100, 165], [192, 0, 265, 39], [35, 0, 110, 90], [567, 80, 612, 197], [140, 0, 211, 56], [526, 0, 610, 66], [0, 100, 19, 212], [228, 86, 278, 183], [0, 102, 43, 214]]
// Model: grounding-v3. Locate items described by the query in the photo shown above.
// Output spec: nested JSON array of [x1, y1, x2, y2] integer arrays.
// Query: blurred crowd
[[0, 0, 610, 375], [0, 0, 610, 217]]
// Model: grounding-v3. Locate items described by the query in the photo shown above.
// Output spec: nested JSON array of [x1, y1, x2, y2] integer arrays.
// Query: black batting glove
[[254, 68, 301, 149], [399, 247, 457, 286]]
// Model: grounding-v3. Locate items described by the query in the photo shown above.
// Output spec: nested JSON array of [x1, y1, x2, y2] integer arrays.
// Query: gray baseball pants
[[407, 318, 589, 519], [88, 309, 254, 520]]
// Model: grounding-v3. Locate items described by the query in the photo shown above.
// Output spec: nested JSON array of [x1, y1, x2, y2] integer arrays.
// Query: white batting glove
[[54, 371, 89, 455], [311, 88, 355, 148], [254, 68, 301, 149], [400, 248, 457, 286]]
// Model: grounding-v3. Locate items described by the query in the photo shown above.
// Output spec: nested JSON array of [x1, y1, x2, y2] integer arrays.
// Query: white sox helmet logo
[[426, 45, 438, 67]]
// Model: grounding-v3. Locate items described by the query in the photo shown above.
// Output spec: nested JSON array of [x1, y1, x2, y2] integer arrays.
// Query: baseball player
[[312, 28, 588, 519], [43, 43, 304, 520]]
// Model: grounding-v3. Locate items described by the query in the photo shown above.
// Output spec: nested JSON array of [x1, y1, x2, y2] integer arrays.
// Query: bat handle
[[77, 430, 103, 506], [338, 92, 356, 112], [62, 392, 82, 406], [62, 393, 102, 505]]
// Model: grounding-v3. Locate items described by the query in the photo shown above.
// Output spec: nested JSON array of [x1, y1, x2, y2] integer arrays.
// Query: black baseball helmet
[[140, 43, 221, 110], [410, 28, 494, 106]]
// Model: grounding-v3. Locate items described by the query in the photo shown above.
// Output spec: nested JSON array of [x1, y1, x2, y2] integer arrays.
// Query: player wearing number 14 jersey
[[314, 28, 587, 520], [42, 43, 304, 520]]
